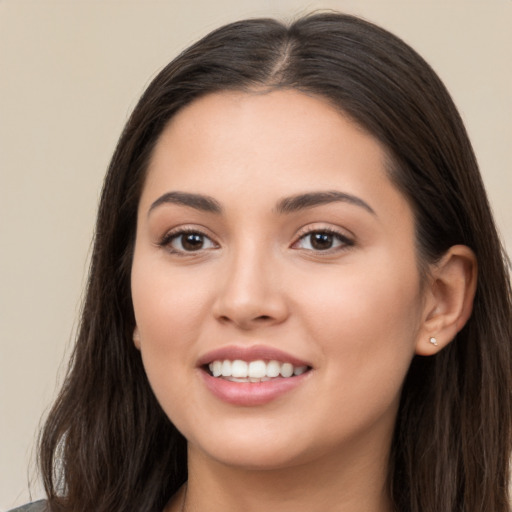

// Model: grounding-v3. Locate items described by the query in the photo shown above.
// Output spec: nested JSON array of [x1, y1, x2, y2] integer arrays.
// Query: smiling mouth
[[204, 359, 311, 383]]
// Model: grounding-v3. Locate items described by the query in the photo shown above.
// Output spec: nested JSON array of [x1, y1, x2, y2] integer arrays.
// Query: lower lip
[[200, 370, 310, 406]]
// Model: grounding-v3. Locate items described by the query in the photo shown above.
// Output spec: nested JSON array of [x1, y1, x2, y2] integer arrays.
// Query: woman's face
[[131, 90, 428, 471]]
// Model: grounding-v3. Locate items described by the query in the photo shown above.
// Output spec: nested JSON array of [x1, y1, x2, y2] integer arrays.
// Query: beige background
[[1, 0, 510, 509]]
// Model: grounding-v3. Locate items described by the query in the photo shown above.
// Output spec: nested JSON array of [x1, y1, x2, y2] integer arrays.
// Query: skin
[[131, 90, 476, 512]]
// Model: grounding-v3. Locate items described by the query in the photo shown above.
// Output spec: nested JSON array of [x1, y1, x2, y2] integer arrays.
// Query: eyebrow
[[148, 191, 222, 215], [148, 189, 375, 217], [275, 191, 376, 216]]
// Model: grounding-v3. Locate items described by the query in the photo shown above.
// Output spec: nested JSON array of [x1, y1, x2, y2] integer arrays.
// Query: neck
[[178, 438, 393, 512]]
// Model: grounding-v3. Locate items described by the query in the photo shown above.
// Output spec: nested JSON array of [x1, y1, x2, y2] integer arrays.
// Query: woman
[[13, 12, 511, 512]]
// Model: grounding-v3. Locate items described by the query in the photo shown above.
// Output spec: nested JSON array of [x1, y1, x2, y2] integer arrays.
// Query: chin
[[183, 418, 329, 472], [192, 440, 310, 471]]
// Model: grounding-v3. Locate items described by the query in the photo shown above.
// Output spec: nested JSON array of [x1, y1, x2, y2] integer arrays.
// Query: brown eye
[[167, 231, 217, 253], [294, 230, 352, 252], [181, 233, 205, 251], [310, 232, 335, 250]]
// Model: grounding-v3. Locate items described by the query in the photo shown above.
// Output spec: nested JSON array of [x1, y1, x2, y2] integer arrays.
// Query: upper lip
[[197, 345, 312, 368]]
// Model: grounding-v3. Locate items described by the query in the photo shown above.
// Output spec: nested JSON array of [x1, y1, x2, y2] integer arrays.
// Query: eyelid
[[294, 222, 355, 240]]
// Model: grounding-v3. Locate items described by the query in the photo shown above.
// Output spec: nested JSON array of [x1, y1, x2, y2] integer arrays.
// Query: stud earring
[[429, 336, 438, 346]]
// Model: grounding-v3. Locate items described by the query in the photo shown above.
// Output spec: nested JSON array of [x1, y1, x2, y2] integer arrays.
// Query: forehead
[[154, 89, 380, 163]]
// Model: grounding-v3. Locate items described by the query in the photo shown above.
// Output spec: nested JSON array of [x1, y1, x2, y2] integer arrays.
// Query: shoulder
[[7, 500, 47, 512]]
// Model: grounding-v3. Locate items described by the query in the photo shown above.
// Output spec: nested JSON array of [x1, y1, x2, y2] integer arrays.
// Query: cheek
[[295, 252, 422, 405], [297, 254, 421, 337], [130, 256, 215, 428], [131, 252, 212, 370]]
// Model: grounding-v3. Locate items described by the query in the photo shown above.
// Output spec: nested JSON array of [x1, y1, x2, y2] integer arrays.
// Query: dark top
[[7, 501, 47, 512]]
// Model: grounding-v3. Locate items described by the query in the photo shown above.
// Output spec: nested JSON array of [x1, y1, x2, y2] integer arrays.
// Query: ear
[[415, 245, 477, 356], [133, 326, 141, 350]]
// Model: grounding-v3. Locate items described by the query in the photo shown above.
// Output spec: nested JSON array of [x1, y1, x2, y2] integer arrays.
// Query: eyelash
[[159, 227, 354, 256]]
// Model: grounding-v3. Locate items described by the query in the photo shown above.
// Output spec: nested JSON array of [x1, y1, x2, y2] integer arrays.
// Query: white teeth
[[231, 360, 248, 378], [266, 360, 281, 378], [248, 360, 267, 378], [280, 363, 294, 378], [293, 366, 307, 376], [212, 360, 222, 377], [221, 360, 232, 377], [207, 359, 309, 380]]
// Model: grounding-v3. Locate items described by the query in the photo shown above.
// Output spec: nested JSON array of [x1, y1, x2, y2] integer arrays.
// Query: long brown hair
[[39, 12, 512, 512]]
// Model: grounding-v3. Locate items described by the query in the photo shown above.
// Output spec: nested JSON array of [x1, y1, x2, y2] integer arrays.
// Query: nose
[[212, 246, 289, 330]]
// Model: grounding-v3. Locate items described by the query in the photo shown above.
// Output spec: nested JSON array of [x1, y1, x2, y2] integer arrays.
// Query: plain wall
[[1, 0, 510, 509]]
